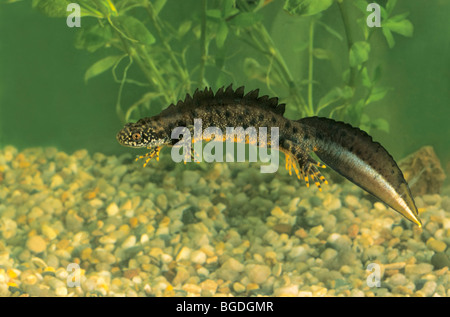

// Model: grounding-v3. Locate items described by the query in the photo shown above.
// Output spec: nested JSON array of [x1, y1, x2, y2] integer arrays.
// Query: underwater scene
[[0, 0, 449, 299]]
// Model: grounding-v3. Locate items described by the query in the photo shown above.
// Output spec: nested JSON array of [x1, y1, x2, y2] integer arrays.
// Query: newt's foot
[[285, 153, 328, 191], [136, 146, 161, 167]]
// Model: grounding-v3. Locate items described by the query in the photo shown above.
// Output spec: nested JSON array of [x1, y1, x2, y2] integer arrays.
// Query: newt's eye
[[132, 133, 142, 141]]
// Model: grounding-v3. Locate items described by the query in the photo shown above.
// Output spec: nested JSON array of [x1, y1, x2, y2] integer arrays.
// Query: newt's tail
[[299, 116, 421, 227]]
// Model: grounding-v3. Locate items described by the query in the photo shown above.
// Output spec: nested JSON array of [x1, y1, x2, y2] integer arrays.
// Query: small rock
[[309, 225, 323, 237], [246, 264, 271, 284], [182, 170, 200, 188], [374, 202, 386, 211], [323, 195, 341, 211], [172, 267, 190, 285], [55, 286, 68, 296], [121, 235, 136, 249], [50, 174, 64, 189], [190, 250, 206, 265], [273, 223, 292, 234], [41, 224, 57, 240], [176, 246, 192, 262], [420, 280, 437, 297], [426, 238, 447, 253], [106, 203, 119, 217], [182, 283, 201, 294], [217, 258, 244, 281], [273, 285, 298, 296], [200, 279, 218, 295], [345, 195, 360, 208], [391, 226, 403, 238], [233, 282, 246, 293], [405, 263, 433, 276], [431, 253, 450, 270], [388, 273, 407, 286], [26, 235, 47, 253], [321, 248, 338, 263], [271, 206, 285, 218], [156, 194, 168, 210]]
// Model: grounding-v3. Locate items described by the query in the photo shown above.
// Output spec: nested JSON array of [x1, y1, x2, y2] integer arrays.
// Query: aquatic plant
[[26, 0, 412, 132]]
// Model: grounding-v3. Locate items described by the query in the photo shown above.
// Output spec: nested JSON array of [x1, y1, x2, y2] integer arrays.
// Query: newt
[[117, 85, 422, 227]]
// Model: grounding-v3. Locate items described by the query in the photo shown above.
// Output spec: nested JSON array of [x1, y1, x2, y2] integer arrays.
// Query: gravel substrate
[[1, 145, 450, 297]]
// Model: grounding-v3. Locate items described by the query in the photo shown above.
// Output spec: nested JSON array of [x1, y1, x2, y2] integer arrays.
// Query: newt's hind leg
[[282, 140, 327, 191]]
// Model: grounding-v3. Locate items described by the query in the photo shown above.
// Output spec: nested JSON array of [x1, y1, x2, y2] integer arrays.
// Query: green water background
[[0, 0, 449, 180]]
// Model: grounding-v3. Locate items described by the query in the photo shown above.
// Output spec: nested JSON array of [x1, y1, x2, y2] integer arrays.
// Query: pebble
[[321, 248, 338, 263], [245, 264, 271, 284], [426, 238, 447, 253], [309, 225, 323, 237], [420, 281, 437, 297], [1, 145, 450, 297], [190, 250, 206, 265], [218, 258, 244, 281], [50, 174, 64, 189], [176, 247, 192, 262], [106, 202, 119, 217], [431, 253, 450, 270], [405, 263, 434, 276], [26, 235, 47, 253], [345, 195, 360, 208], [274, 285, 299, 296], [233, 282, 246, 293], [42, 224, 58, 240], [172, 267, 190, 285]]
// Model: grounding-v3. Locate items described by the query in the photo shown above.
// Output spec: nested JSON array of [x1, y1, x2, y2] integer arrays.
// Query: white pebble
[[106, 203, 119, 217], [190, 250, 206, 265]]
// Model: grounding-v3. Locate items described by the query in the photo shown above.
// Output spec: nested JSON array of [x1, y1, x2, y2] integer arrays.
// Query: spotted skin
[[117, 85, 421, 227]]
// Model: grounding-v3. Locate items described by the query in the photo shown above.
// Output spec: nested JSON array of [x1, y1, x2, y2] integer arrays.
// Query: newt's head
[[116, 117, 170, 149]]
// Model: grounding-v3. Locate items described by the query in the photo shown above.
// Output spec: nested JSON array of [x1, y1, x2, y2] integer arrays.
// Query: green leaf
[[216, 21, 229, 48], [382, 27, 395, 48], [283, 0, 333, 17], [366, 86, 389, 104], [153, 0, 167, 15], [351, 0, 369, 14], [317, 88, 341, 111], [317, 86, 353, 112], [84, 55, 123, 83], [349, 41, 370, 67], [32, 0, 72, 17], [223, 0, 239, 18], [206, 9, 222, 19], [371, 118, 390, 133], [386, 0, 397, 16], [317, 21, 343, 41], [384, 17, 413, 37], [230, 12, 262, 28], [74, 24, 112, 53], [116, 16, 155, 45], [372, 65, 382, 84], [178, 20, 192, 37], [313, 48, 330, 60], [361, 67, 371, 88]]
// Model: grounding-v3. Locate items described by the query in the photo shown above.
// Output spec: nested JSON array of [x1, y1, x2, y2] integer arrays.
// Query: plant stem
[[145, 2, 190, 87], [246, 24, 307, 113], [307, 19, 315, 116], [338, 0, 356, 88], [199, 0, 207, 86]]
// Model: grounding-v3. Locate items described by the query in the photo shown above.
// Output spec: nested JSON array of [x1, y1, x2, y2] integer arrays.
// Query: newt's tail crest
[[299, 116, 421, 227]]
